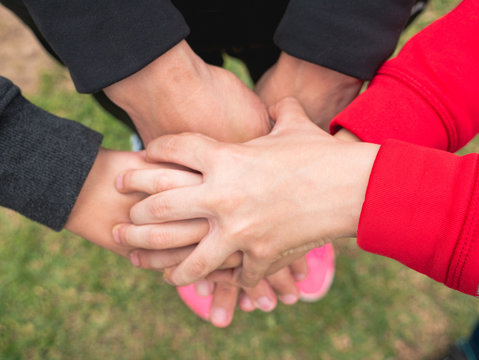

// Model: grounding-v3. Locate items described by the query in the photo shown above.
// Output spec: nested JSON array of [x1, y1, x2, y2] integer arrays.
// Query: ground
[[1, 2, 477, 360]]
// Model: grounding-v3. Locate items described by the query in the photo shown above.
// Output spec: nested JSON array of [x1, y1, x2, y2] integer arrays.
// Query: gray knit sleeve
[[0, 76, 102, 230]]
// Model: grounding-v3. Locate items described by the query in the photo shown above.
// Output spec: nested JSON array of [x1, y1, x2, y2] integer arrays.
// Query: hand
[[64, 148, 203, 260], [113, 162, 308, 327], [123, 98, 379, 287], [255, 52, 363, 131], [104, 40, 270, 145], [106, 43, 310, 325]]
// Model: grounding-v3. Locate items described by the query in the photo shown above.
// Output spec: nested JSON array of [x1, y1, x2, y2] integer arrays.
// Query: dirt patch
[[0, 6, 57, 93]]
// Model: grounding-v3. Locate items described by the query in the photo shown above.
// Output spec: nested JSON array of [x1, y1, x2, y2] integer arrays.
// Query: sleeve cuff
[[0, 78, 102, 230], [24, 0, 190, 93], [274, 0, 415, 80], [330, 68, 450, 150], [358, 139, 479, 296]]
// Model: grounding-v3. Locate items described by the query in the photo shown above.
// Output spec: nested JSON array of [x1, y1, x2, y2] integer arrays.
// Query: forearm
[[256, 51, 362, 131], [104, 40, 270, 144], [331, 0, 479, 151]]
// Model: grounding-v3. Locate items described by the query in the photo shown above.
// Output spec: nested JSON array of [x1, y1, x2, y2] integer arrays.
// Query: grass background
[[1, 1, 478, 359]]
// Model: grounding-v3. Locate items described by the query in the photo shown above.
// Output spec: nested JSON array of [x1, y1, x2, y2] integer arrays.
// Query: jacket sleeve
[[0, 77, 102, 230], [361, 140, 479, 297], [328, 0, 479, 296], [274, 0, 417, 80], [22, 0, 190, 93], [330, 0, 479, 152]]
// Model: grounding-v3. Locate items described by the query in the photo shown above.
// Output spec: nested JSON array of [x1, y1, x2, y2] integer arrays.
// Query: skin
[[114, 98, 380, 288], [255, 52, 363, 131], [104, 40, 309, 327]]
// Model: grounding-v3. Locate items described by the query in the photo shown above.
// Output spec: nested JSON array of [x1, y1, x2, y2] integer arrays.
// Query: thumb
[[268, 97, 310, 133]]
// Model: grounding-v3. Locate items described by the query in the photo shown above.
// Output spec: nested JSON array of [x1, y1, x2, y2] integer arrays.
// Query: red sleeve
[[361, 140, 479, 296], [329, 0, 479, 296], [330, 0, 479, 153]]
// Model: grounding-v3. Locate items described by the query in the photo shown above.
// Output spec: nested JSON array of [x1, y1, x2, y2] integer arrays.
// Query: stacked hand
[[113, 98, 379, 288], [69, 40, 366, 327]]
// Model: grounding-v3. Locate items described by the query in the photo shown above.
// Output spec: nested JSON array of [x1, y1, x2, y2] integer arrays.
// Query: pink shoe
[[297, 244, 335, 302], [177, 244, 336, 319]]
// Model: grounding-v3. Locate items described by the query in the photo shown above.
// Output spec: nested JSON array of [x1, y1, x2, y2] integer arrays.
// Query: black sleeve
[[274, 0, 416, 80], [22, 0, 190, 93], [0, 77, 103, 230]]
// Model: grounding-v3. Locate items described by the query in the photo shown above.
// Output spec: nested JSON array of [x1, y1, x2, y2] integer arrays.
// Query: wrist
[[103, 40, 208, 141], [256, 52, 363, 130], [341, 143, 379, 237], [334, 129, 361, 143], [65, 148, 148, 257]]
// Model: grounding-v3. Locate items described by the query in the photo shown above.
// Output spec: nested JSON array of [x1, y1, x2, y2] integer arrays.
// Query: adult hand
[[106, 42, 308, 325], [104, 40, 270, 145], [123, 98, 379, 287], [113, 163, 307, 326], [256, 52, 362, 131]]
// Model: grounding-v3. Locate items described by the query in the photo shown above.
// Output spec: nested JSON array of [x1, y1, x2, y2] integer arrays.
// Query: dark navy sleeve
[[274, 0, 417, 80], [23, 0, 190, 93]]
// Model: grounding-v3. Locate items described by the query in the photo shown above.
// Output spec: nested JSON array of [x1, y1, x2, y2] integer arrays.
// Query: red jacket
[[330, 0, 479, 296]]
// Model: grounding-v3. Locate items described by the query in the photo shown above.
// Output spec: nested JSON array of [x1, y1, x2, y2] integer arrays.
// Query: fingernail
[[210, 308, 227, 326], [279, 294, 298, 305], [294, 273, 306, 282], [256, 296, 275, 312], [115, 173, 124, 191], [129, 251, 140, 267], [112, 226, 121, 244], [240, 295, 254, 311], [196, 280, 212, 297]]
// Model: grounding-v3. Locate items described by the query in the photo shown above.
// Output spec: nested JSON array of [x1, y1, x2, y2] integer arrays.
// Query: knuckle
[[250, 244, 273, 261], [215, 283, 237, 297], [146, 228, 172, 249], [129, 204, 141, 224], [241, 268, 261, 287], [121, 171, 133, 190], [189, 256, 209, 278], [150, 195, 171, 218], [153, 173, 170, 193]]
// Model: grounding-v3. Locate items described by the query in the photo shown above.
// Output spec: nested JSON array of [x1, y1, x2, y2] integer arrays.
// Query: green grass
[[1, 1, 476, 359]]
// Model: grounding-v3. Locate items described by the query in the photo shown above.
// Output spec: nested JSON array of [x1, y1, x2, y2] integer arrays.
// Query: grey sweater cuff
[[0, 77, 102, 230]]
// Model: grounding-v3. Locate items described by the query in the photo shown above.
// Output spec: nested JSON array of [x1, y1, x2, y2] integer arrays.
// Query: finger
[[194, 279, 215, 297], [221, 251, 243, 269], [238, 292, 255, 312], [266, 267, 299, 305], [241, 278, 277, 312], [113, 219, 209, 249], [289, 256, 309, 282], [207, 270, 278, 312], [239, 253, 272, 288], [129, 187, 209, 225], [209, 282, 238, 328], [117, 168, 202, 194], [264, 252, 306, 278], [146, 133, 217, 172], [129, 245, 195, 271], [205, 269, 237, 284], [167, 234, 235, 286], [268, 97, 309, 131]]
